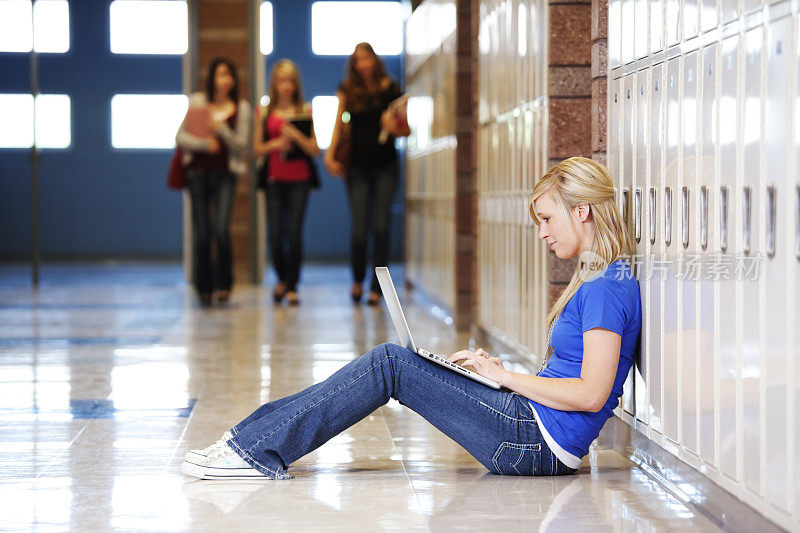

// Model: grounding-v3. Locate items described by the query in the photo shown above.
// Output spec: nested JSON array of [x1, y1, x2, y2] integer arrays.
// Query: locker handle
[[634, 188, 643, 243], [766, 184, 776, 259], [743, 186, 752, 255], [796, 184, 800, 261], [665, 187, 672, 247], [700, 186, 708, 251], [649, 187, 656, 245], [720, 186, 729, 253], [682, 186, 690, 249], [622, 187, 631, 226]]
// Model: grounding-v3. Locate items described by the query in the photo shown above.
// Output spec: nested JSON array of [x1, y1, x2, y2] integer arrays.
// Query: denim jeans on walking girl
[[227, 343, 577, 479]]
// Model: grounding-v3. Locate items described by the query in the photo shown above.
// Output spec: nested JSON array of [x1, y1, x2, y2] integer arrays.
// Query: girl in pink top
[[254, 60, 320, 305]]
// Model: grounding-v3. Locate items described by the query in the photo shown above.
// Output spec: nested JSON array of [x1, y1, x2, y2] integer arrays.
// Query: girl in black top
[[324, 42, 410, 305]]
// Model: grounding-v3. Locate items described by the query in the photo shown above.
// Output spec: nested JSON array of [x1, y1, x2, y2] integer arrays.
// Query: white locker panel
[[681, 51, 699, 456], [635, 69, 650, 423], [700, 0, 717, 33], [610, 78, 623, 238], [666, 0, 680, 47], [623, 74, 636, 416], [741, 25, 763, 496], [718, 34, 739, 481], [721, 0, 738, 24], [635, 0, 648, 59], [699, 43, 717, 466], [649, 63, 666, 434], [743, 0, 761, 15], [664, 57, 681, 443], [795, 15, 800, 519], [651, 0, 664, 54], [684, 0, 699, 40], [763, 15, 790, 511], [609, 0, 622, 68], [621, 0, 635, 64]]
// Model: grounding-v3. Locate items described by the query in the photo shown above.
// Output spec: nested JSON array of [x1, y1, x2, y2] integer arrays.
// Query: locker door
[[635, 69, 650, 423], [635, 0, 648, 59], [721, 0, 738, 24], [666, 0, 680, 47], [622, 74, 636, 416], [684, 0, 699, 40], [700, 0, 717, 33], [699, 43, 717, 466], [609, 78, 623, 219], [649, 62, 666, 434], [664, 57, 681, 443], [718, 34, 739, 481], [622, 0, 635, 64], [763, 15, 790, 511], [609, 0, 622, 68], [651, 0, 664, 54], [681, 51, 699, 456], [794, 15, 800, 517], [741, 25, 763, 495]]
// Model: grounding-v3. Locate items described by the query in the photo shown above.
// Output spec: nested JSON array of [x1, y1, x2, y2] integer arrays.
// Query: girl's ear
[[574, 204, 591, 222]]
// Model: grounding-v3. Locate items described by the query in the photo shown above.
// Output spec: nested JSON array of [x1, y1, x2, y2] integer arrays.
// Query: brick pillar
[[195, 0, 255, 284], [547, 0, 593, 304], [454, 0, 479, 330], [591, 0, 608, 166]]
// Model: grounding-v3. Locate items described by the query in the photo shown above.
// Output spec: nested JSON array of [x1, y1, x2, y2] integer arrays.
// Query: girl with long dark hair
[[176, 58, 251, 306], [324, 42, 410, 305]]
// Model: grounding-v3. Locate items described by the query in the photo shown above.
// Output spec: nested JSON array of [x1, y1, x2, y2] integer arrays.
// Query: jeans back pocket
[[491, 442, 542, 476]]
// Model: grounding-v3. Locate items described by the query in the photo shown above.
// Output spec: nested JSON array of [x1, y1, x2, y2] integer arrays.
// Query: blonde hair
[[266, 59, 306, 115], [528, 157, 633, 329]]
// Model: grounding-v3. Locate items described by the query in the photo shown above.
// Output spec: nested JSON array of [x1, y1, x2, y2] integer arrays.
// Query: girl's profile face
[[353, 48, 376, 81], [534, 191, 583, 259], [274, 71, 296, 102], [214, 63, 234, 98]]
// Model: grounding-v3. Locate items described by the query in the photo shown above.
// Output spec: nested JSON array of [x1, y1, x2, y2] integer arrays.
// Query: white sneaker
[[181, 442, 266, 480], [184, 430, 233, 463]]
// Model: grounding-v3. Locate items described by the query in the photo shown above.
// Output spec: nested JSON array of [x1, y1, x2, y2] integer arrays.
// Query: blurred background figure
[[254, 59, 320, 306], [324, 42, 409, 306], [176, 57, 251, 307]]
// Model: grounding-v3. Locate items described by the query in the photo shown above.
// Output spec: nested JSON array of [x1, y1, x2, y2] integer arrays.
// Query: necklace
[[538, 314, 560, 375]]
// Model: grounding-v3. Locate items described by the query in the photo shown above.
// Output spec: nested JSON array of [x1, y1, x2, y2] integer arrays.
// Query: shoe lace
[[206, 440, 235, 463]]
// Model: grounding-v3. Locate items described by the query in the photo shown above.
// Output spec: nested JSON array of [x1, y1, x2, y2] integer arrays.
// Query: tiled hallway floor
[[0, 263, 721, 531]]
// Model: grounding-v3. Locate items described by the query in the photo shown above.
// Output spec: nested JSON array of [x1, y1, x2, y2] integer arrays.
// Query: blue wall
[[0, 0, 405, 261], [0, 1, 183, 259]]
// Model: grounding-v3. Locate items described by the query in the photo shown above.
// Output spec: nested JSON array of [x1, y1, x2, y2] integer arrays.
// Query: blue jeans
[[228, 343, 577, 479], [346, 163, 398, 293], [265, 180, 310, 291], [187, 169, 235, 296]]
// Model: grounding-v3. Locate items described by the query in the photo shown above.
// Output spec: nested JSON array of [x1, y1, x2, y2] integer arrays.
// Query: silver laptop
[[375, 267, 501, 390]]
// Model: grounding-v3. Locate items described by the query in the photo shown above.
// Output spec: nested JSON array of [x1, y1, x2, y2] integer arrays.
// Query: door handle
[[743, 185, 752, 255], [682, 186, 690, 249], [766, 184, 776, 259], [634, 188, 643, 243], [665, 187, 672, 247], [720, 185, 729, 252], [649, 187, 656, 245], [700, 186, 708, 251]]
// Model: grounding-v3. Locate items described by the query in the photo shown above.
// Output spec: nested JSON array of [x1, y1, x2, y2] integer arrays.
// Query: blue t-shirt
[[529, 259, 642, 465]]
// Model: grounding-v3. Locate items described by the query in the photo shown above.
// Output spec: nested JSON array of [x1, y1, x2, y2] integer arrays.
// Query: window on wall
[[0, 94, 71, 149], [0, 0, 70, 53], [260, 2, 273, 55], [110, 94, 188, 149], [109, 0, 188, 55], [311, 96, 339, 150], [311, 2, 403, 56]]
